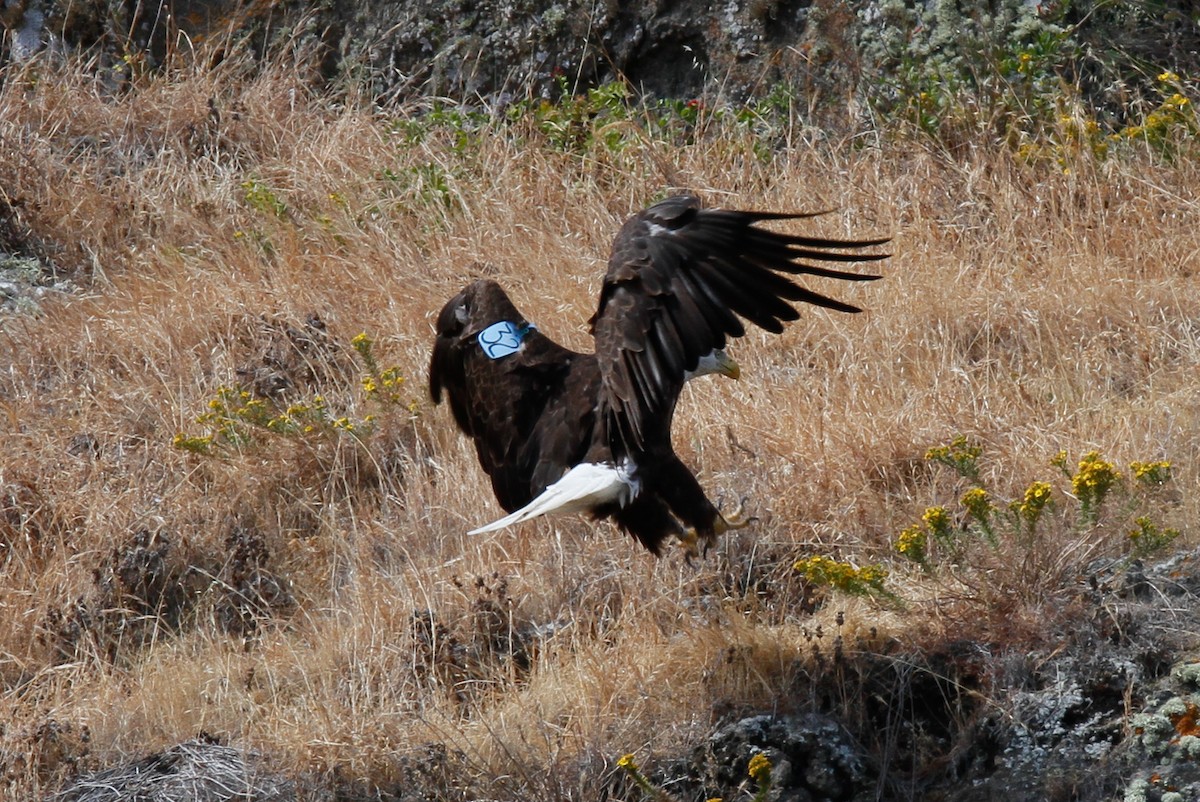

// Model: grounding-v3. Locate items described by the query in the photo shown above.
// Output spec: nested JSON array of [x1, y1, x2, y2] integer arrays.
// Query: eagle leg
[[679, 522, 723, 560], [675, 526, 712, 562], [675, 499, 757, 560]]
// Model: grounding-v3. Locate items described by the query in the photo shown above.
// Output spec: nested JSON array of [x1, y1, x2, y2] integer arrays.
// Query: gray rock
[[0, 252, 68, 314], [694, 713, 870, 802], [49, 737, 294, 802]]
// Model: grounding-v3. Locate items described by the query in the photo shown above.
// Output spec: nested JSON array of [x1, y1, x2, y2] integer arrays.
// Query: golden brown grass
[[1, 52, 1198, 799]]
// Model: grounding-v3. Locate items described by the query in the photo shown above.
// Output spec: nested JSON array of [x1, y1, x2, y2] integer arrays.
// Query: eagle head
[[430, 276, 534, 405], [435, 277, 527, 339]]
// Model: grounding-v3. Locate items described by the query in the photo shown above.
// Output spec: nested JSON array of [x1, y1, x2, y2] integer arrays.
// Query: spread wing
[[590, 194, 888, 452], [429, 279, 586, 511]]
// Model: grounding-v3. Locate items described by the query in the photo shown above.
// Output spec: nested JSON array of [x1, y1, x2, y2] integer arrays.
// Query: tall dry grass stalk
[[1, 51, 1197, 798]]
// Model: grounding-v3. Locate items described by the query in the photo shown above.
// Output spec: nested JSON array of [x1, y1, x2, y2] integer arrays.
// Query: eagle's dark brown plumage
[[429, 194, 887, 555]]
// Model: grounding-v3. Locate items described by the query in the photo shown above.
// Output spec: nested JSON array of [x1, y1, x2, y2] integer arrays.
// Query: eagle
[[429, 194, 887, 556]]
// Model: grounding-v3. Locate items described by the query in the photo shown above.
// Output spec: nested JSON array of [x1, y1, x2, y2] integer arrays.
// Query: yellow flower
[[1069, 452, 1122, 523], [857, 564, 889, 584], [617, 753, 637, 770], [1072, 451, 1120, 496], [1018, 480, 1053, 522], [896, 524, 928, 563], [266, 415, 292, 432], [748, 753, 772, 783], [1158, 71, 1179, 83], [921, 506, 952, 540], [1130, 460, 1171, 485], [172, 433, 213, 453], [925, 435, 982, 479], [794, 555, 887, 594], [1128, 516, 1180, 551], [1026, 481, 1052, 504], [960, 487, 992, 520]]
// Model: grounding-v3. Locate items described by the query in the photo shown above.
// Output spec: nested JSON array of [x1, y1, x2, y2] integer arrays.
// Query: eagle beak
[[715, 350, 741, 380], [686, 349, 742, 382]]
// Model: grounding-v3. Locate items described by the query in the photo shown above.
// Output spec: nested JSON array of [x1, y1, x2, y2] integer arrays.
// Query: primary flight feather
[[429, 194, 887, 555]]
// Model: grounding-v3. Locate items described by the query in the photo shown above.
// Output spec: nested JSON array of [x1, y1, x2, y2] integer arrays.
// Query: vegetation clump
[[894, 437, 1184, 595], [173, 330, 414, 455]]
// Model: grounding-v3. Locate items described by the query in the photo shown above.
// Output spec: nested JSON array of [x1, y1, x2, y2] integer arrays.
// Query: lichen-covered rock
[[5, 1, 1196, 118], [268, 0, 840, 105], [689, 713, 871, 802], [1119, 657, 1200, 802], [0, 251, 70, 315], [51, 737, 294, 802], [925, 551, 1200, 802]]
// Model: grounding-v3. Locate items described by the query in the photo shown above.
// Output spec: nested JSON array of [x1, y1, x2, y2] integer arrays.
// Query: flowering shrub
[[793, 555, 891, 602], [1070, 451, 1122, 525], [173, 332, 415, 454], [924, 435, 982, 482], [895, 437, 1183, 573], [748, 753, 772, 802], [863, 1, 1198, 163]]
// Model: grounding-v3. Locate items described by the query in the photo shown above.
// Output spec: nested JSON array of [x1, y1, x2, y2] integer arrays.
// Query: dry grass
[[1, 52, 1198, 800]]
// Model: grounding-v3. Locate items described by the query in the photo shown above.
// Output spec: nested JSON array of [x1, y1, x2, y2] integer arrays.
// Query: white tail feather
[[468, 462, 637, 534]]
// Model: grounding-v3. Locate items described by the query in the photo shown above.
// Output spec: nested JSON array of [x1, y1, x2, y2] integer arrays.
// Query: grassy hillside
[[1, 53, 1198, 800]]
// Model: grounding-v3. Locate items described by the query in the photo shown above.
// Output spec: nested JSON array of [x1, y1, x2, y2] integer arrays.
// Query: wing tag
[[477, 321, 536, 360]]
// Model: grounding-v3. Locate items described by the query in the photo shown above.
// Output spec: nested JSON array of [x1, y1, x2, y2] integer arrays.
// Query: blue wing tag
[[477, 321, 536, 360]]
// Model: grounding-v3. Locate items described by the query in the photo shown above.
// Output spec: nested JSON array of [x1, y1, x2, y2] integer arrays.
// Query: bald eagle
[[429, 194, 887, 555]]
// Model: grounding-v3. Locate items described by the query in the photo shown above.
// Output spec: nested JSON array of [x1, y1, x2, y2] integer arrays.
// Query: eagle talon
[[677, 502, 750, 559], [676, 526, 718, 561], [676, 527, 701, 562], [715, 496, 756, 533]]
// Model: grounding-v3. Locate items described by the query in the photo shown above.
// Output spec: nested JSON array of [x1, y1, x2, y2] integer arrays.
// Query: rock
[[921, 549, 1200, 802], [0, 251, 69, 315], [4, 1, 1196, 117], [50, 736, 294, 802], [689, 713, 870, 802]]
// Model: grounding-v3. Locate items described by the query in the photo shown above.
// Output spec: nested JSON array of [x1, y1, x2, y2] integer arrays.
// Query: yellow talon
[[676, 499, 756, 559], [676, 526, 717, 559], [714, 496, 756, 533], [676, 527, 702, 562]]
